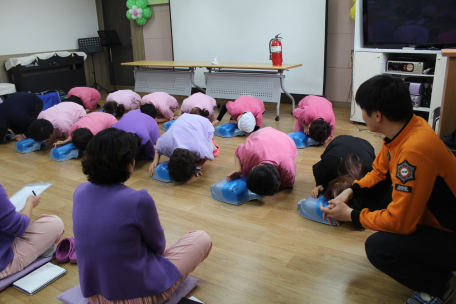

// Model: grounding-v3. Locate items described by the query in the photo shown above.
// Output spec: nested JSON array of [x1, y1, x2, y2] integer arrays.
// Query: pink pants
[[211, 139, 220, 157], [159, 230, 212, 303], [90, 230, 212, 304], [0, 215, 65, 279]]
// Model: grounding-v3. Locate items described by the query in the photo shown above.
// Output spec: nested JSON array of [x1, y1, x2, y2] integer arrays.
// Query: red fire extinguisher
[[269, 34, 283, 66]]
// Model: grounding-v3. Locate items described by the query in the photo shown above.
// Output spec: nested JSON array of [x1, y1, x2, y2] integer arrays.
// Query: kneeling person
[[212, 95, 265, 133], [149, 113, 217, 182], [28, 102, 86, 143], [0, 92, 43, 141], [141, 92, 178, 123], [322, 74, 456, 304], [54, 112, 117, 151], [113, 105, 161, 160], [228, 127, 298, 196]]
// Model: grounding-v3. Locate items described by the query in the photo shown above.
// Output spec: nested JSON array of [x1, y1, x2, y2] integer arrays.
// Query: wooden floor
[[0, 96, 448, 304]]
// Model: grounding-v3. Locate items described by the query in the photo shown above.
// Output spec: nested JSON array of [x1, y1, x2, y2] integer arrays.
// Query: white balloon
[[132, 5, 137, 10], [132, 15, 137, 19], [137, 14, 142, 18], [129, 9, 133, 14], [137, 8, 143, 13]]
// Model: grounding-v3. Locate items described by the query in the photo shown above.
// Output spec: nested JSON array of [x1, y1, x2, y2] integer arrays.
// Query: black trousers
[[365, 225, 456, 297], [31, 99, 44, 119]]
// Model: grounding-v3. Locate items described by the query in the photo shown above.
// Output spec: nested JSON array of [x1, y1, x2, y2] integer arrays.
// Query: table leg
[[279, 70, 295, 115]]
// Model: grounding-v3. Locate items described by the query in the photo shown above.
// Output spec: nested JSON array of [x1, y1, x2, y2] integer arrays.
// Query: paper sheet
[[9, 183, 53, 211]]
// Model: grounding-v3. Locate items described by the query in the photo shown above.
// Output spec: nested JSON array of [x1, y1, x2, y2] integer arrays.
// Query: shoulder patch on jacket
[[395, 184, 412, 193], [396, 160, 416, 184]]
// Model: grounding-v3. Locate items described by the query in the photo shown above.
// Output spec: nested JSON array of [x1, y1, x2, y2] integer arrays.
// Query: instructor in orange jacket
[[321, 74, 456, 304]]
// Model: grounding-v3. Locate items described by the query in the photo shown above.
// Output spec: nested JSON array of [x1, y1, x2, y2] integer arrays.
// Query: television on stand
[[363, 0, 456, 49]]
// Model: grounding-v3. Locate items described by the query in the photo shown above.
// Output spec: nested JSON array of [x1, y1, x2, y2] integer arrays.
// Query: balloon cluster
[[350, 0, 356, 21], [126, 0, 152, 25]]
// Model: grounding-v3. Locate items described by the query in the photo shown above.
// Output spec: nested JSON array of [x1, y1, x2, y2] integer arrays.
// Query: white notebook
[[9, 182, 53, 211], [13, 262, 66, 295]]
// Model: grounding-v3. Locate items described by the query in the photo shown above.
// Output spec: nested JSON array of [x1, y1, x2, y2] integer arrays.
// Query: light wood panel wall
[[440, 50, 456, 137], [130, 21, 146, 62]]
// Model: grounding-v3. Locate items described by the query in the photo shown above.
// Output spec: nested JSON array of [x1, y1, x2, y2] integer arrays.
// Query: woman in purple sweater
[[73, 128, 212, 304], [0, 186, 64, 279], [112, 105, 161, 160]]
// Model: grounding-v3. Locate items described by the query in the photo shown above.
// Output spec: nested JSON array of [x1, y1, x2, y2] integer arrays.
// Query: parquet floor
[[0, 95, 450, 304]]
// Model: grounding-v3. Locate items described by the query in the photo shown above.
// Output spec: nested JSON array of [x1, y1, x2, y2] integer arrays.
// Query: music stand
[[97, 30, 122, 92], [78, 37, 108, 93]]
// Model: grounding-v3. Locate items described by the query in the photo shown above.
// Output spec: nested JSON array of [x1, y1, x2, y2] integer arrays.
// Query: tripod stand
[[78, 37, 108, 93], [98, 30, 122, 92]]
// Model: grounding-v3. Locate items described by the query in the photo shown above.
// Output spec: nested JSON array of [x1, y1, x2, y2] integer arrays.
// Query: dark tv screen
[[363, 0, 456, 48]]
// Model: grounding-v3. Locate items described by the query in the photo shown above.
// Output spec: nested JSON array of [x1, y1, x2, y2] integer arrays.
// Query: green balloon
[[136, 17, 147, 25], [126, 0, 135, 9], [126, 11, 133, 20], [142, 7, 152, 19], [136, 0, 148, 9]]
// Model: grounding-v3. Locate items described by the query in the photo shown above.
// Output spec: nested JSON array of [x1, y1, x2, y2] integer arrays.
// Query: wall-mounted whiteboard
[[170, 0, 327, 96], [0, 0, 99, 56]]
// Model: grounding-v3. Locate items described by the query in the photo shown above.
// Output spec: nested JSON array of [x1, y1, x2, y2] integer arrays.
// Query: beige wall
[[143, 4, 172, 61], [143, 1, 355, 102], [326, 0, 355, 103]]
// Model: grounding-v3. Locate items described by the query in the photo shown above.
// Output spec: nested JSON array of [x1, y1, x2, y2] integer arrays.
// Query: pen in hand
[[32, 191, 36, 196]]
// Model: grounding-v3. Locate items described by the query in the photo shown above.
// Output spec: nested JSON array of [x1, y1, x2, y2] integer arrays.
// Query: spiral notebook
[[12, 262, 66, 295]]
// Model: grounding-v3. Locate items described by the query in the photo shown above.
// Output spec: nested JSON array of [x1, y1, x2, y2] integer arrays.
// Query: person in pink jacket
[[104, 90, 141, 117], [212, 95, 265, 133], [54, 112, 117, 151], [176, 93, 216, 122], [227, 127, 298, 196], [292, 95, 335, 144], [141, 92, 178, 123], [67, 87, 101, 111], [28, 102, 86, 143]]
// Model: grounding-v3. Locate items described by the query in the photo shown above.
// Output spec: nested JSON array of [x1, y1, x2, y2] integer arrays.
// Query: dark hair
[[190, 107, 209, 118], [168, 149, 198, 182], [324, 154, 365, 231], [72, 128, 94, 151], [140, 104, 157, 118], [324, 154, 363, 201], [324, 176, 355, 201], [355, 74, 413, 122], [64, 95, 84, 108], [82, 128, 138, 184], [28, 119, 54, 141], [308, 119, 332, 143], [0, 121, 7, 139], [246, 163, 281, 196], [104, 101, 125, 116], [325, 175, 366, 231]]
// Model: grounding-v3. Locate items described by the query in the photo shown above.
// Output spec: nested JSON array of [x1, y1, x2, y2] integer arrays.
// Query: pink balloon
[[133, 11, 138, 16]]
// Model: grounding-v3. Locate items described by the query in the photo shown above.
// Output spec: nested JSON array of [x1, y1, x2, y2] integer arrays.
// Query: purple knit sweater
[[73, 183, 181, 300], [112, 109, 161, 160], [0, 185, 30, 271]]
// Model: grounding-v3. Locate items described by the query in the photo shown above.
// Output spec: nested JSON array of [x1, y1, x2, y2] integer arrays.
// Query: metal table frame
[[125, 61, 301, 120], [205, 67, 295, 121]]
